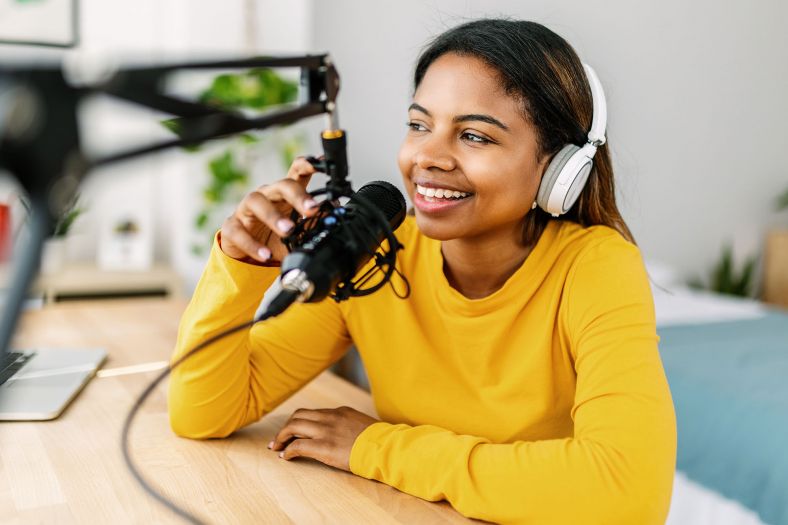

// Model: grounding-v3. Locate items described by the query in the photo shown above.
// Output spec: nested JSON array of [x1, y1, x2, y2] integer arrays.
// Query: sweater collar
[[427, 220, 563, 316]]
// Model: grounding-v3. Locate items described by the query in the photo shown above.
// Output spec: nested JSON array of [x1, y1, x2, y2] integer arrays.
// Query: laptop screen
[[0, 173, 37, 355]]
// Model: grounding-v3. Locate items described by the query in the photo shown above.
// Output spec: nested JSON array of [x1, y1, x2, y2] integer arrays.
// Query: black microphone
[[264, 180, 406, 317]]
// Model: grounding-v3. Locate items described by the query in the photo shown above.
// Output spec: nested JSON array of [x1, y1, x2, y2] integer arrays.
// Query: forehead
[[414, 53, 523, 119]]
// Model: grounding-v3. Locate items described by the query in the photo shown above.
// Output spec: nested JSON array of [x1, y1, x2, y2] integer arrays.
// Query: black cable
[[121, 308, 275, 525], [121, 188, 408, 524]]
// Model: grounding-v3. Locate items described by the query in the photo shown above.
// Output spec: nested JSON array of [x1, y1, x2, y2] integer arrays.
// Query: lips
[[413, 185, 473, 214]]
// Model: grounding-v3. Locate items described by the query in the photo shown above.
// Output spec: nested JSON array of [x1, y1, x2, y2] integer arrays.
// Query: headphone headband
[[534, 62, 608, 217], [582, 63, 607, 146]]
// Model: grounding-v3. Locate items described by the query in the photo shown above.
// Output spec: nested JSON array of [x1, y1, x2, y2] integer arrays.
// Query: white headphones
[[533, 63, 607, 217]]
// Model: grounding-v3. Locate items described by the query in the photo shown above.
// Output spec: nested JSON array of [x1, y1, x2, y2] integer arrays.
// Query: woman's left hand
[[269, 406, 379, 471]]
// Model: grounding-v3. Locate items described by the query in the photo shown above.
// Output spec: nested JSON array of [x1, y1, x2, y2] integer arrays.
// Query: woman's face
[[398, 53, 547, 242]]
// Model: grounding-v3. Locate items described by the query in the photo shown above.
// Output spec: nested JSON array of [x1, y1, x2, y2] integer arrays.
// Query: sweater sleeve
[[168, 233, 352, 439], [348, 237, 677, 525]]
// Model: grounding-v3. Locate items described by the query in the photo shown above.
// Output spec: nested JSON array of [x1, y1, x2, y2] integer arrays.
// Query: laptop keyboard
[[0, 352, 35, 386]]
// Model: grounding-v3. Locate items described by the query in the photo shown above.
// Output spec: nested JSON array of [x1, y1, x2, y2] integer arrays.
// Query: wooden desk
[[0, 299, 475, 524]]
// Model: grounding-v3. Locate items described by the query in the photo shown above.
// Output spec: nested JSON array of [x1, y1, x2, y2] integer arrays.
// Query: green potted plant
[[163, 68, 304, 255], [34, 194, 84, 274], [689, 243, 757, 298]]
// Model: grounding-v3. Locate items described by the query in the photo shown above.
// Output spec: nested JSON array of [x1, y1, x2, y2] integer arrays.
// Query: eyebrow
[[408, 103, 509, 131]]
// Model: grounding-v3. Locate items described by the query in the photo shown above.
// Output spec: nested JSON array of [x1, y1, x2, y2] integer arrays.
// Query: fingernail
[[278, 452, 284, 458], [304, 198, 318, 210], [267, 441, 274, 449], [277, 219, 294, 233], [258, 248, 271, 261]]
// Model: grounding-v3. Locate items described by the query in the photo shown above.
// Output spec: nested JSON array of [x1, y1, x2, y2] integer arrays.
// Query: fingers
[[221, 180, 318, 262], [260, 179, 319, 217], [221, 216, 272, 262], [270, 417, 326, 452], [279, 438, 324, 461], [286, 156, 319, 188], [241, 191, 296, 237], [268, 407, 343, 450], [219, 156, 323, 263], [267, 407, 373, 472], [291, 407, 339, 421]]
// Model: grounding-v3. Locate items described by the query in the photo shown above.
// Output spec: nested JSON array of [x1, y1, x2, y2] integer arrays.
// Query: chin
[[413, 213, 464, 241]]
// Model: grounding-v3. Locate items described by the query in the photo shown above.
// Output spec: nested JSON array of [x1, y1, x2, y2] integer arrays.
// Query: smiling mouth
[[415, 183, 473, 202]]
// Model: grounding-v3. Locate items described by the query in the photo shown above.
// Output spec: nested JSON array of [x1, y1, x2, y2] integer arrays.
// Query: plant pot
[[763, 229, 788, 308], [41, 237, 67, 275]]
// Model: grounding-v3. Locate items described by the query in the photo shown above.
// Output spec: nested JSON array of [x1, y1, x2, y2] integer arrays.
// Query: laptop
[[0, 180, 106, 421], [0, 346, 106, 420]]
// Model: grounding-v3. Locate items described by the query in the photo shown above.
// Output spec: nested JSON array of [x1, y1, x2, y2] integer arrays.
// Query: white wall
[[311, 0, 788, 285], [4, 1, 786, 292]]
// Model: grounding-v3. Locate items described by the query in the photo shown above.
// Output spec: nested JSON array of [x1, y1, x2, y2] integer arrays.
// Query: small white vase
[[41, 237, 67, 275]]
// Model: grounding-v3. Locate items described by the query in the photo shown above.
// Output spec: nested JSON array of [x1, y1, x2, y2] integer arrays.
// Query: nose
[[413, 133, 456, 172]]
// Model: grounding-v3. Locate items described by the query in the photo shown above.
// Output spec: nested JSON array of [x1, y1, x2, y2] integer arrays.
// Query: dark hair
[[414, 19, 635, 245]]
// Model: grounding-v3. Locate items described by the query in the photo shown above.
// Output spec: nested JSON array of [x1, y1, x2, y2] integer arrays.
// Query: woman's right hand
[[220, 157, 320, 264]]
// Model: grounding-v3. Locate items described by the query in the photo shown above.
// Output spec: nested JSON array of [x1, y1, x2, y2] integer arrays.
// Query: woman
[[169, 19, 676, 524]]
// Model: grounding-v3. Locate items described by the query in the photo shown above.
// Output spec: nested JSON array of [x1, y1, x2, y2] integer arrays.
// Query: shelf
[[25, 263, 183, 304]]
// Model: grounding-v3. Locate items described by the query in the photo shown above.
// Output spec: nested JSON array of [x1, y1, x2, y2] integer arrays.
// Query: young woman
[[169, 19, 676, 524]]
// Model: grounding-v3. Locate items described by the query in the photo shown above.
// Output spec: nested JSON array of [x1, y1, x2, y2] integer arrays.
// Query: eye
[[406, 121, 428, 132], [461, 131, 492, 144]]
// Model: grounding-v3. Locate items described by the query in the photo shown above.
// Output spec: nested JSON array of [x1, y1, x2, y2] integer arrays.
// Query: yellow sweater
[[169, 216, 676, 524]]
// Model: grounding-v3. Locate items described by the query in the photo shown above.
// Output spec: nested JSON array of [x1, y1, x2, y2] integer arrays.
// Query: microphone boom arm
[[91, 55, 338, 169], [0, 53, 343, 357]]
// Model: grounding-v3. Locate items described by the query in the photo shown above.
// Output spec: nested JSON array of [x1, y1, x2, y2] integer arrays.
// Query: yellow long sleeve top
[[169, 216, 676, 525]]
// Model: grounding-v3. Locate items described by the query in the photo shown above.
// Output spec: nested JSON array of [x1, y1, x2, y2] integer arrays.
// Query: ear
[[536, 150, 552, 176]]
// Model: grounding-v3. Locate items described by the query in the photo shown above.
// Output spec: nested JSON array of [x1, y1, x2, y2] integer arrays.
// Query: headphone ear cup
[[562, 158, 593, 213], [536, 144, 579, 212]]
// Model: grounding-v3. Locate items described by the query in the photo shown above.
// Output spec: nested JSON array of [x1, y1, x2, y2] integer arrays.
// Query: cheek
[[398, 142, 415, 195], [470, 153, 541, 209], [397, 141, 412, 177]]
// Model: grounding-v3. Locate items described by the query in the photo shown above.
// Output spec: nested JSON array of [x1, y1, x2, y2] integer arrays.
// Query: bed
[[649, 267, 788, 525]]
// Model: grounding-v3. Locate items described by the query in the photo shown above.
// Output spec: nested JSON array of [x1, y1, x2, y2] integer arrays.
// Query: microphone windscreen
[[353, 181, 406, 229]]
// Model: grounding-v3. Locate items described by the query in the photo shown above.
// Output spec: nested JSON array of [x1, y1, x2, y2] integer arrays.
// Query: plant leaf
[[281, 135, 305, 169], [734, 256, 757, 297], [710, 244, 731, 293], [198, 68, 298, 111], [160, 118, 203, 152], [777, 187, 788, 212], [239, 133, 260, 144], [195, 212, 210, 230]]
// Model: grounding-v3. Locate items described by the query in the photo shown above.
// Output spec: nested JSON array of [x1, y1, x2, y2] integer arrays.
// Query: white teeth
[[415, 184, 469, 200]]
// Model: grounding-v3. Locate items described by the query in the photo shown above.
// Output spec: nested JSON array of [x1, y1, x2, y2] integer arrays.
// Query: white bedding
[[668, 472, 768, 525], [651, 282, 767, 328]]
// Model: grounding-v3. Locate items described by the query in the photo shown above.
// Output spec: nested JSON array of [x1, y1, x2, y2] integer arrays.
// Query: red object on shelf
[[0, 204, 10, 262]]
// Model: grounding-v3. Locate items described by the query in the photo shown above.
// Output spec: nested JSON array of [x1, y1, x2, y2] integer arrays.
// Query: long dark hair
[[414, 19, 635, 245]]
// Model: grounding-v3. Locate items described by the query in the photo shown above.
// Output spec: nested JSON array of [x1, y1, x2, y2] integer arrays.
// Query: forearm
[[350, 421, 673, 525], [168, 233, 352, 439], [169, 233, 279, 438]]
